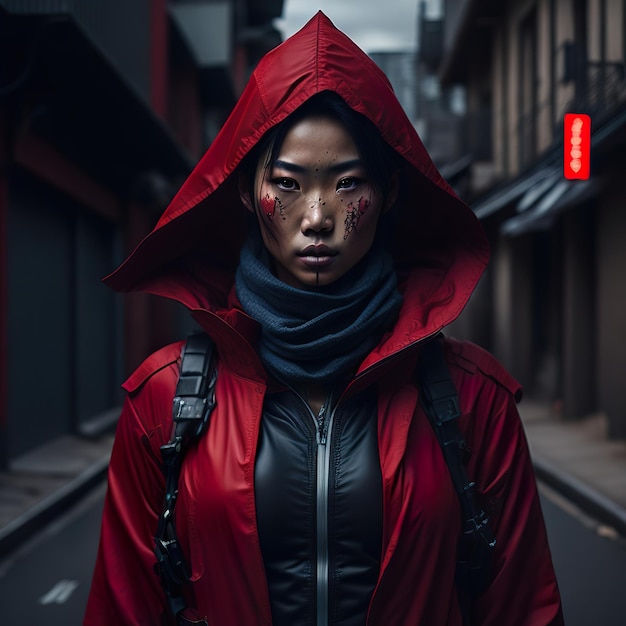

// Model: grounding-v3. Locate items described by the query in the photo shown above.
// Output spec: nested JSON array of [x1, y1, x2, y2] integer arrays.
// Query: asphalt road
[[539, 483, 626, 626], [0, 480, 625, 624], [0, 482, 105, 623]]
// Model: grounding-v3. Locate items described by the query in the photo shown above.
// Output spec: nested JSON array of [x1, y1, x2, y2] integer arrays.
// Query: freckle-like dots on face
[[275, 196, 286, 220]]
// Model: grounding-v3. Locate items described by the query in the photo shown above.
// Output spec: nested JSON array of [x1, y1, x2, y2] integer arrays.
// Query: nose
[[301, 198, 334, 234]]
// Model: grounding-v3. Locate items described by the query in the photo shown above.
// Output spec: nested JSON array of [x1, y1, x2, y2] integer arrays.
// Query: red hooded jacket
[[85, 12, 563, 626]]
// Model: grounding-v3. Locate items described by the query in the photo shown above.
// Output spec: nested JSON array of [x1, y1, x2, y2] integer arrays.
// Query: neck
[[235, 231, 403, 384], [304, 382, 328, 415]]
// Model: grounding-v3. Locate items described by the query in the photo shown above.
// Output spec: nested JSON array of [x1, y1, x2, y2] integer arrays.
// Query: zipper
[[315, 400, 334, 626], [293, 390, 335, 626]]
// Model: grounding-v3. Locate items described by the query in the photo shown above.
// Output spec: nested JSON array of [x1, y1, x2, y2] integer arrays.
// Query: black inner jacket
[[255, 387, 383, 625]]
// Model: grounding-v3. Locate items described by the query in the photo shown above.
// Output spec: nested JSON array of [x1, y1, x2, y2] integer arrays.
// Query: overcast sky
[[274, 0, 442, 54]]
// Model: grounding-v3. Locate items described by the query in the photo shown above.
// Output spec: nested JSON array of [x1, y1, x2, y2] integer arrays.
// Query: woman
[[84, 12, 563, 626]]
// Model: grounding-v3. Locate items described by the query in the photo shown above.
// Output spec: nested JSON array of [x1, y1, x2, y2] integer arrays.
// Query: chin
[[293, 273, 337, 290]]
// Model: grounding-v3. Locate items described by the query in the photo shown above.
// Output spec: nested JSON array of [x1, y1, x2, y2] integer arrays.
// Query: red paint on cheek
[[343, 196, 371, 240], [260, 194, 275, 219]]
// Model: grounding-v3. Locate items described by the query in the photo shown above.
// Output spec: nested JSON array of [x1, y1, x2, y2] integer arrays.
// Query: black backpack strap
[[417, 335, 496, 623], [154, 332, 217, 625]]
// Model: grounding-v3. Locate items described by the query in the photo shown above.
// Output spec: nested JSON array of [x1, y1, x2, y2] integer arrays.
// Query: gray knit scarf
[[235, 231, 402, 384]]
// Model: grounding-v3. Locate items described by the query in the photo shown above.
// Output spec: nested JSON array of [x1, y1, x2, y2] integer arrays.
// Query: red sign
[[563, 113, 591, 179]]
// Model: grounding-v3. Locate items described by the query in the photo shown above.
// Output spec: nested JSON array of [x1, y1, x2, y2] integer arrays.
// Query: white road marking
[[39, 579, 80, 604]]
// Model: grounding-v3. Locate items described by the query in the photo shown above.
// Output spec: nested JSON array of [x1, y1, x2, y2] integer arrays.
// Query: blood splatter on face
[[259, 194, 286, 221], [344, 196, 371, 239], [261, 194, 276, 220]]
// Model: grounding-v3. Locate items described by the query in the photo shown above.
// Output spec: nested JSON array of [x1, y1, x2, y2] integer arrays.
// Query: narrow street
[[0, 483, 104, 623]]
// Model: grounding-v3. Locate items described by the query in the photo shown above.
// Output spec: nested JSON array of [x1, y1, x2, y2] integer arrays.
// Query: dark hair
[[240, 91, 403, 201]]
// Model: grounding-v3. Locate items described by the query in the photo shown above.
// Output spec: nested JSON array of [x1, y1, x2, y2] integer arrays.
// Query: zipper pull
[[316, 403, 327, 445]]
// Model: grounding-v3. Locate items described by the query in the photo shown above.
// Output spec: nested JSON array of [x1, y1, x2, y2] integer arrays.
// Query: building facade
[[0, 0, 283, 466], [439, 0, 626, 439]]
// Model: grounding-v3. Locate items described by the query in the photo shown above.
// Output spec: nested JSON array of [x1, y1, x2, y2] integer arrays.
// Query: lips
[[299, 244, 337, 257], [298, 244, 338, 269]]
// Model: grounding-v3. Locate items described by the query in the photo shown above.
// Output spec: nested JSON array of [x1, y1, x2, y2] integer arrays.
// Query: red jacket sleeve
[[84, 348, 182, 625], [449, 341, 564, 625]]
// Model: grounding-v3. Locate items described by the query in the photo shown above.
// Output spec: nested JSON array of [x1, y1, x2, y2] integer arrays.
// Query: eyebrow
[[273, 158, 364, 174]]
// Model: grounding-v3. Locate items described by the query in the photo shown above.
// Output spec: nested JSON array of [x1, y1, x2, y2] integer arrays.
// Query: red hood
[[105, 12, 489, 365]]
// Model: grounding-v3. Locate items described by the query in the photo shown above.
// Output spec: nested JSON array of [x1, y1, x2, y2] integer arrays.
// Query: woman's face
[[241, 115, 394, 290]]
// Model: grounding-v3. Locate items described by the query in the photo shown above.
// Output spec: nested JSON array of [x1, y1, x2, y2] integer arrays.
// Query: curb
[[533, 456, 626, 538], [0, 456, 109, 558]]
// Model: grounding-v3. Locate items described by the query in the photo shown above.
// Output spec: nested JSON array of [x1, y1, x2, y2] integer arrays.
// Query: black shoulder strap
[[417, 335, 496, 621], [154, 333, 217, 625]]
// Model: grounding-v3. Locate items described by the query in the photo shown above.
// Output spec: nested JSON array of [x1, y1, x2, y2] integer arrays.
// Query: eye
[[272, 177, 300, 191], [337, 177, 359, 191]]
